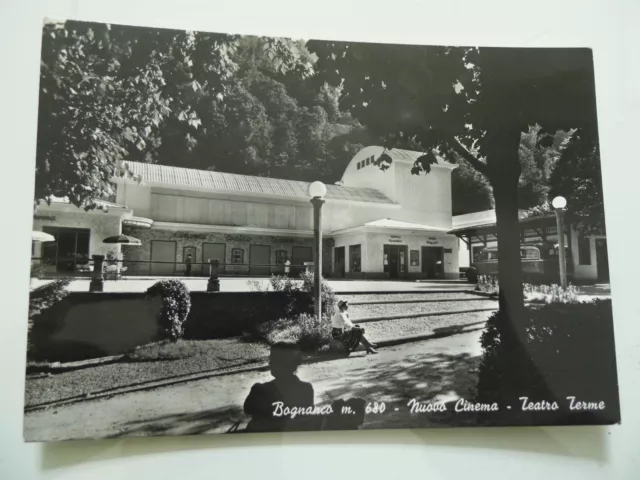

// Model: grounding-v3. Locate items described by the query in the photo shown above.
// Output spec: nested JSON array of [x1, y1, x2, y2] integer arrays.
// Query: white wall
[[118, 182, 404, 233], [362, 231, 459, 278], [32, 206, 125, 259], [332, 231, 366, 273], [341, 147, 456, 229], [569, 230, 606, 281], [340, 146, 397, 200], [393, 162, 454, 228]]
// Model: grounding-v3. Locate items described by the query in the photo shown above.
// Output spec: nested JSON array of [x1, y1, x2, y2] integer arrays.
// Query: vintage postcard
[[25, 19, 619, 441]]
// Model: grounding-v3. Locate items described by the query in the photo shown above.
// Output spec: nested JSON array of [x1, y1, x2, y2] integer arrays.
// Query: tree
[[451, 158, 494, 215], [308, 42, 599, 328], [518, 126, 573, 209], [36, 20, 239, 209], [549, 132, 604, 234]]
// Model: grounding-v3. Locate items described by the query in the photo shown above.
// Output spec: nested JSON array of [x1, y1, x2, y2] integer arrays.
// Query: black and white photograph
[[24, 18, 620, 442]]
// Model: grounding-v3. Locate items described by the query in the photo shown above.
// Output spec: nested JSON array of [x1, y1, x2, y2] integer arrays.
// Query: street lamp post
[[308, 181, 327, 321], [552, 196, 568, 289]]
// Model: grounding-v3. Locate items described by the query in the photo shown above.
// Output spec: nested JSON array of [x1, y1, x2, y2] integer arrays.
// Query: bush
[[250, 272, 336, 319], [29, 279, 70, 320], [475, 299, 619, 424], [259, 313, 332, 353], [466, 267, 478, 284], [30, 263, 47, 279], [475, 278, 580, 304], [28, 279, 71, 357], [523, 283, 579, 304], [299, 270, 337, 319], [475, 275, 498, 294], [146, 280, 191, 342]]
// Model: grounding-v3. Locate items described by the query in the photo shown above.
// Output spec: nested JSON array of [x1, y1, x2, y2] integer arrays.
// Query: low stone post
[[90, 255, 105, 292], [207, 259, 220, 292]]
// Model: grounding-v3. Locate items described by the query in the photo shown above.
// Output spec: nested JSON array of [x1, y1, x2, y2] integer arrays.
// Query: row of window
[[356, 155, 376, 170], [214, 248, 292, 265]]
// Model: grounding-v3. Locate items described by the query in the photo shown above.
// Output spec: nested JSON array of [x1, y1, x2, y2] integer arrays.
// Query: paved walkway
[[24, 330, 483, 441], [30, 277, 474, 293]]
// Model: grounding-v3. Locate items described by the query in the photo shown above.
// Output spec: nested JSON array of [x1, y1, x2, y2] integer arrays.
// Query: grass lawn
[[25, 338, 269, 408]]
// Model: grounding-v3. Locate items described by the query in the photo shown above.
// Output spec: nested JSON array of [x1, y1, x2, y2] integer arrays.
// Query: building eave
[[119, 179, 399, 208], [150, 221, 315, 238], [34, 200, 133, 217], [331, 223, 452, 237]]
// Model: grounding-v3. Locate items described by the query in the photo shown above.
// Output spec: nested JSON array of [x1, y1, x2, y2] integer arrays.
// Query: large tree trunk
[[492, 175, 525, 323]]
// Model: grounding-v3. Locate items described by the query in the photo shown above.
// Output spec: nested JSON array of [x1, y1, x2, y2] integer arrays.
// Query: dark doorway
[[250, 245, 271, 275], [42, 227, 91, 273], [150, 240, 177, 276], [595, 239, 610, 283], [203, 242, 226, 275], [291, 246, 312, 276], [422, 246, 444, 279], [334, 246, 345, 277], [384, 245, 407, 279], [182, 246, 196, 276]]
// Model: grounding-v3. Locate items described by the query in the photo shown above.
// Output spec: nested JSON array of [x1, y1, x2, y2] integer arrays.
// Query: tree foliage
[[518, 126, 574, 209], [308, 41, 600, 318], [550, 133, 605, 234], [36, 21, 240, 208], [36, 23, 366, 208]]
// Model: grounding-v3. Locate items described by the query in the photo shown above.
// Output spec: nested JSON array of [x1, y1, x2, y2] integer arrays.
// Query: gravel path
[[361, 310, 495, 342], [24, 339, 269, 408], [349, 299, 497, 319], [338, 293, 481, 303]]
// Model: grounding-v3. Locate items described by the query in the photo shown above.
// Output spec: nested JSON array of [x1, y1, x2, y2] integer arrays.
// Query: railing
[[30, 257, 312, 278]]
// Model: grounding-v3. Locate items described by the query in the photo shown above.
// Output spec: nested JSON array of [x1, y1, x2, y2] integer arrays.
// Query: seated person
[[331, 300, 378, 354]]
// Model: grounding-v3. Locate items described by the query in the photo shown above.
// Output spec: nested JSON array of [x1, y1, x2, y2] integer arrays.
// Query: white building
[[32, 147, 462, 279]]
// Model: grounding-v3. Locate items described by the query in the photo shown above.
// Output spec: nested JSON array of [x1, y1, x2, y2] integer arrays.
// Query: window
[[275, 249, 288, 265], [42, 227, 91, 273], [578, 236, 591, 265], [520, 247, 540, 260], [410, 250, 419, 266], [357, 161, 361, 170], [399, 250, 406, 272], [366, 157, 370, 166], [349, 244, 361, 272], [231, 248, 244, 264]]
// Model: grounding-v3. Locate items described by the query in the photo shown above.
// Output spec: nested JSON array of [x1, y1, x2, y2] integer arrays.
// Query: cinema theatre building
[[32, 146, 462, 279]]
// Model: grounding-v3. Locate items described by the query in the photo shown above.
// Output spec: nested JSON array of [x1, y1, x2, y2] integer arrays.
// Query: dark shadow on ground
[[103, 348, 482, 439], [106, 405, 247, 438]]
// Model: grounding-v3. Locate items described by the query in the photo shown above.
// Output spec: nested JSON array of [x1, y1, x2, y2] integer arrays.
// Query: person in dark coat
[[185, 253, 193, 276], [243, 342, 318, 432]]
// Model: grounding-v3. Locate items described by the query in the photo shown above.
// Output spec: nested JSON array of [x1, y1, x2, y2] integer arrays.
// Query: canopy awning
[[122, 216, 154, 229], [448, 214, 557, 237]]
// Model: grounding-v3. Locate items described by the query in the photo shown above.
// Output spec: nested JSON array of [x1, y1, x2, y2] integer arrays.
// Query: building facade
[[32, 146, 462, 279], [452, 210, 609, 284]]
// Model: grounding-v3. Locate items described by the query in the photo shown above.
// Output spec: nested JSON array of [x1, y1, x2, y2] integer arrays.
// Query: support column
[[207, 259, 220, 292], [90, 255, 105, 292], [310, 197, 325, 320]]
